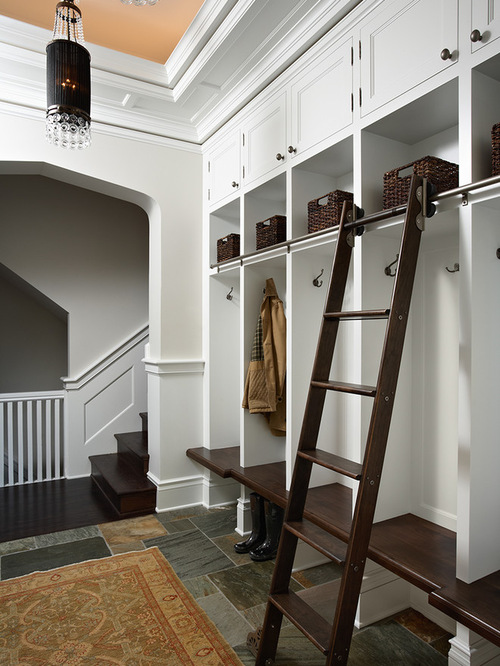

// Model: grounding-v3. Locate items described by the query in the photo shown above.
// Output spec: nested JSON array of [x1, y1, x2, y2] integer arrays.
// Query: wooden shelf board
[[186, 446, 500, 647], [429, 572, 500, 648], [186, 446, 239, 478]]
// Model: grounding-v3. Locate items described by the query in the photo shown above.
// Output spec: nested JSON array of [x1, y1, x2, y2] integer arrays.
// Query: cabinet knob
[[288, 145, 297, 154], [276, 153, 285, 161], [470, 29, 483, 43], [231, 181, 239, 188], [440, 48, 452, 60]]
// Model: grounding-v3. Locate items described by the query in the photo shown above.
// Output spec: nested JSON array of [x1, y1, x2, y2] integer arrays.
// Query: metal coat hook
[[313, 269, 324, 288], [446, 263, 460, 273], [384, 254, 399, 277], [226, 287, 234, 300]]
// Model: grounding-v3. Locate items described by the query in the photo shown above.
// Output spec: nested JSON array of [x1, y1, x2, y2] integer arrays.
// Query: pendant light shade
[[46, 1, 91, 149]]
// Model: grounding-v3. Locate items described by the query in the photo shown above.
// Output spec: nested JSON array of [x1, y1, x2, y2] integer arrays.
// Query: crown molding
[[166, 0, 239, 86], [0, 0, 363, 145]]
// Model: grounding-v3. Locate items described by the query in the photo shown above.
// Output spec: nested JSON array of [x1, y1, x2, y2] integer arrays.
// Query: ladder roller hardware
[[254, 175, 430, 665]]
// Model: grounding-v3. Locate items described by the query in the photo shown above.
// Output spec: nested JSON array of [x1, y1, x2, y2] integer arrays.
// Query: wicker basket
[[217, 233, 240, 263], [492, 123, 500, 176], [256, 215, 286, 250], [383, 156, 459, 209], [307, 190, 353, 233]]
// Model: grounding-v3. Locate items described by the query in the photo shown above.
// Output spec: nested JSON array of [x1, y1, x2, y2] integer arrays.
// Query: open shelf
[[186, 446, 500, 649]]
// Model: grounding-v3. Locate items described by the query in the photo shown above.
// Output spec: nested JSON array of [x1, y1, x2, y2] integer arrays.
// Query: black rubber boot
[[234, 492, 266, 554], [249, 500, 284, 561]]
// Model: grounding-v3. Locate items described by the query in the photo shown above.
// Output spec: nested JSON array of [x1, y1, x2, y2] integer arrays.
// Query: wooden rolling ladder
[[255, 175, 433, 665]]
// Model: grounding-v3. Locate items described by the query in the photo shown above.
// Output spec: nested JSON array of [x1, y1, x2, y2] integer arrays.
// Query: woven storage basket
[[307, 190, 353, 233], [217, 233, 240, 263], [256, 215, 286, 250], [492, 123, 500, 176], [383, 156, 459, 209]]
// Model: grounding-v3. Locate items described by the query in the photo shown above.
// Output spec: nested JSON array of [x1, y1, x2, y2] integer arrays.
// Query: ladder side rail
[[255, 203, 357, 666], [327, 175, 425, 664], [287, 203, 356, 524]]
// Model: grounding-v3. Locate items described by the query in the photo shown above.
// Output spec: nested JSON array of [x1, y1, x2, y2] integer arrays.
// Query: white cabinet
[[207, 131, 241, 207], [243, 92, 287, 186], [199, 0, 500, 652], [359, 0, 458, 116], [290, 38, 353, 156], [470, 0, 500, 52]]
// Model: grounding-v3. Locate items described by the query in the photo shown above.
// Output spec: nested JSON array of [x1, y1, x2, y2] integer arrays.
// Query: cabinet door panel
[[208, 132, 241, 206], [291, 39, 353, 154], [360, 0, 458, 116], [244, 93, 287, 185], [471, 0, 500, 52]]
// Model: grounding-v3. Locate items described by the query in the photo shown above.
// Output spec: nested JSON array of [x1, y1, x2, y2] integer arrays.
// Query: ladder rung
[[269, 590, 333, 654], [311, 380, 377, 397], [324, 308, 390, 320], [298, 448, 363, 479], [285, 519, 347, 564]]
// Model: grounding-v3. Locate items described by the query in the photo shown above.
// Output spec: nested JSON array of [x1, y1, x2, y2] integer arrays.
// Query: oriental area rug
[[0, 547, 243, 665]]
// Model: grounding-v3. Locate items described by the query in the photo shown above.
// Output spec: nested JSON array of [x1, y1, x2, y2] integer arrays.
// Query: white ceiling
[[0, 0, 361, 143]]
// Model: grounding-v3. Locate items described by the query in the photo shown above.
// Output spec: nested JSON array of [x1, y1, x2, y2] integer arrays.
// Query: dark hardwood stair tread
[[286, 519, 347, 564], [269, 590, 333, 654], [298, 448, 363, 479], [311, 380, 377, 396], [90, 453, 155, 494], [115, 431, 148, 455], [324, 309, 390, 320]]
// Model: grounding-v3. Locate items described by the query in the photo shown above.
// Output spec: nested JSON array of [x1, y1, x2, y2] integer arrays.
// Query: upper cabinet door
[[470, 0, 500, 52], [208, 131, 241, 207], [290, 38, 353, 156], [359, 0, 458, 117], [243, 92, 287, 186]]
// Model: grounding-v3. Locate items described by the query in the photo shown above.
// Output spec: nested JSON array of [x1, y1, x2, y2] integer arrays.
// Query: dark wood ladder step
[[90, 453, 156, 517], [297, 449, 363, 479], [269, 591, 334, 654], [285, 519, 347, 564], [311, 379, 377, 396], [324, 308, 390, 320], [115, 431, 149, 474]]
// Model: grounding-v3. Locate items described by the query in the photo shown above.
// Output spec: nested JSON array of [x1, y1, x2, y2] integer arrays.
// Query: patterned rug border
[[0, 546, 244, 665]]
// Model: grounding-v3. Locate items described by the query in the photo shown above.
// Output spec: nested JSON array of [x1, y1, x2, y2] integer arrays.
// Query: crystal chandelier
[[121, 0, 159, 5], [46, 1, 91, 149]]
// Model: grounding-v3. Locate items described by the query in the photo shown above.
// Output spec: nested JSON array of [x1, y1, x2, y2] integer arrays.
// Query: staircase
[[89, 412, 157, 517]]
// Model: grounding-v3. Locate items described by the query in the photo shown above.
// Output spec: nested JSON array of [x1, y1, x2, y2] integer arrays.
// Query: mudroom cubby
[[243, 173, 287, 254], [206, 270, 241, 450], [291, 137, 354, 239], [209, 198, 241, 267], [360, 79, 459, 214], [471, 53, 500, 182], [190, 0, 500, 659], [241, 255, 287, 468]]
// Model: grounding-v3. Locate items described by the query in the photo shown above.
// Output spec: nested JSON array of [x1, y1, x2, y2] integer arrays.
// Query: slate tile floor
[[0, 504, 452, 665]]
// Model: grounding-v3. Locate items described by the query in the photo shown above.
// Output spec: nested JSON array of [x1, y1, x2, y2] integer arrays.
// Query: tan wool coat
[[242, 277, 286, 436]]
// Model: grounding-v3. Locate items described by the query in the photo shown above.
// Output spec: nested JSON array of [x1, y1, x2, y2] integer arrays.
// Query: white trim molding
[[143, 358, 205, 375], [63, 325, 149, 391]]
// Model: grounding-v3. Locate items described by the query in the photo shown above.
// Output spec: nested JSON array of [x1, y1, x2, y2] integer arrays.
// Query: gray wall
[[0, 174, 149, 383], [0, 266, 68, 392]]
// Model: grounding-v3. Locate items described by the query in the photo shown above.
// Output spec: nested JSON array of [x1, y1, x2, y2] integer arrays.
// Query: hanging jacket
[[242, 277, 286, 436]]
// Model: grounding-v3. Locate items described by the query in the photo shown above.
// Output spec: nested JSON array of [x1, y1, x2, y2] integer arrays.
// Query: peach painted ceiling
[[0, 0, 205, 63]]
